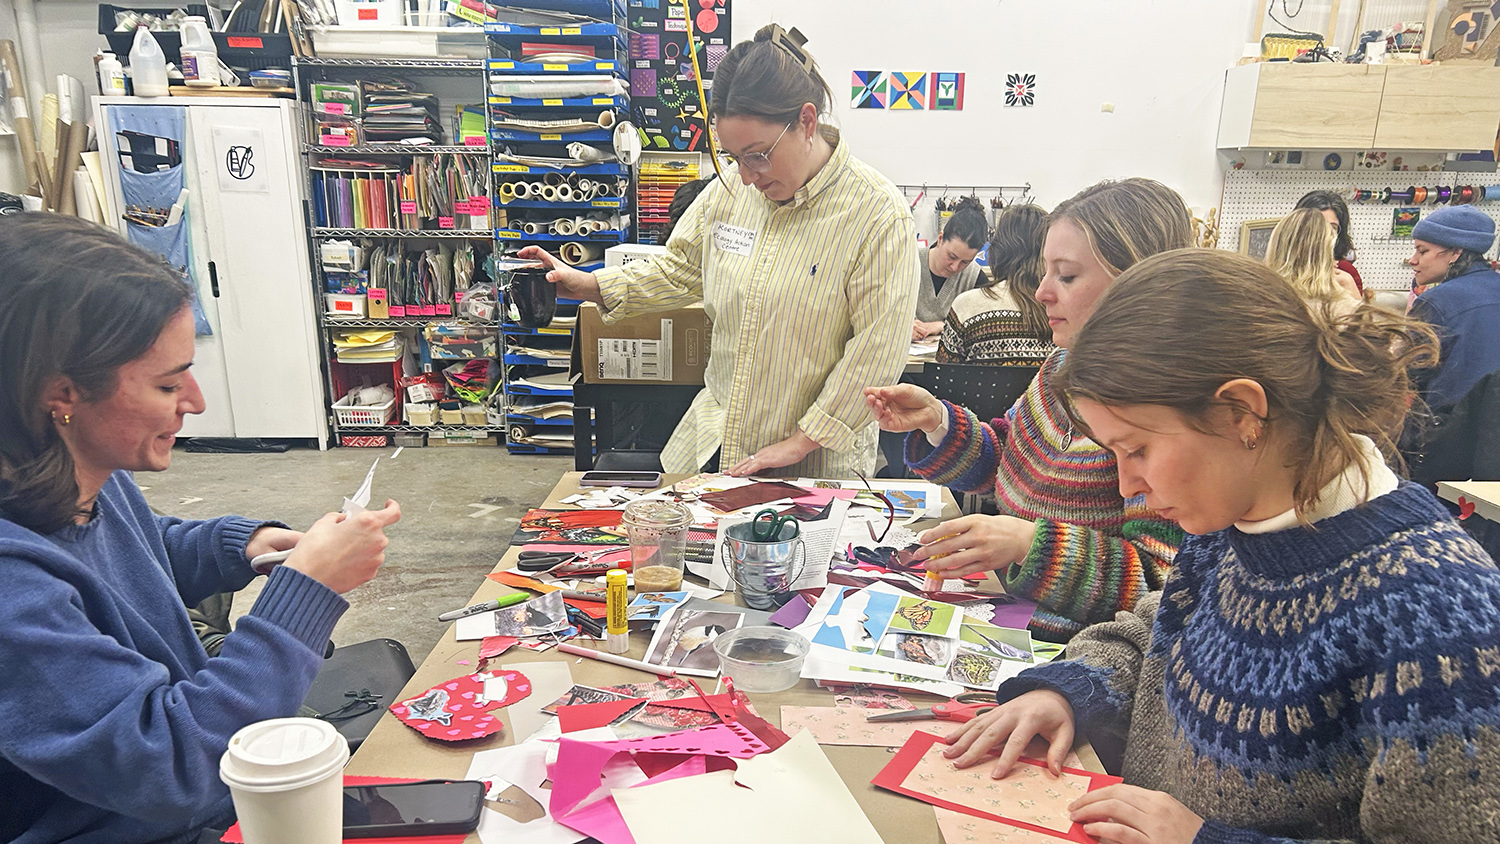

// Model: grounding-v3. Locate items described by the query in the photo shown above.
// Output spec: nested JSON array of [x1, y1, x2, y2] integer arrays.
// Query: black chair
[[302, 638, 416, 751], [919, 362, 1040, 424], [919, 363, 1041, 513], [571, 381, 699, 471]]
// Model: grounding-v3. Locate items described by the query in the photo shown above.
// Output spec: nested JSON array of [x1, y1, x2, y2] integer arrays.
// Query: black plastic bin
[[98, 3, 294, 73]]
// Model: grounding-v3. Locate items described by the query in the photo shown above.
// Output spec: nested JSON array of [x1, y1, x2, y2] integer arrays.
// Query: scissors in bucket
[[750, 508, 798, 541], [863, 692, 996, 724]]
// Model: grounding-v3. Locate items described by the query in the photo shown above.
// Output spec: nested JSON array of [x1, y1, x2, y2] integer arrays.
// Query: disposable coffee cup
[[219, 717, 350, 844]]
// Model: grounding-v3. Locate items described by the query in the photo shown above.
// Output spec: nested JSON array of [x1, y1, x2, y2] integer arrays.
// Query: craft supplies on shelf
[[486, 12, 634, 456]]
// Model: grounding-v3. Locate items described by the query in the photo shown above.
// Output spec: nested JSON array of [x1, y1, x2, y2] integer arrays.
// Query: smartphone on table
[[579, 470, 663, 488], [342, 780, 485, 838]]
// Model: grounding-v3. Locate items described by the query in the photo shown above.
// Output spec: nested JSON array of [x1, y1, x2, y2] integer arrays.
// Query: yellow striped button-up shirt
[[594, 133, 918, 478]]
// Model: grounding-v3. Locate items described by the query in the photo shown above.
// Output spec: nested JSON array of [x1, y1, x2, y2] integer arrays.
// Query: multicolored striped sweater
[[1000, 481, 1500, 843], [904, 349, 1180, 640]]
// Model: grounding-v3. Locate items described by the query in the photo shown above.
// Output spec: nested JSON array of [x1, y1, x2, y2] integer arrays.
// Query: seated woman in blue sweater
[[0, 214, 401, 844], [944, 249, 1500, 843]]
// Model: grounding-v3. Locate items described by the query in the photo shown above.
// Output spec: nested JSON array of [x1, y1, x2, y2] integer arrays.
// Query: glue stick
[[605, 568, 629, 654]]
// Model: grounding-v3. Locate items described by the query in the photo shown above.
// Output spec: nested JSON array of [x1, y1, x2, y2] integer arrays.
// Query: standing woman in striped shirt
[[864, 179, 1191, 640], [520, 25, 918, 479]]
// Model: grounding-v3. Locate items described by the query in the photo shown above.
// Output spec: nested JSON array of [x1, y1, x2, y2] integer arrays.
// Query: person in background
[[661, 176, 715, 243], [1264, 207, 1361, 309], [913, 197, 989, 342], [1295, 189, 1363, 294], [937, 203, 1055, 364], [520, 25, 917, 479], [1407, 204, 1500, 410], [864, 179, 1190, 640], [0, 214, 401, 844], [944, 248, 1500, 844]]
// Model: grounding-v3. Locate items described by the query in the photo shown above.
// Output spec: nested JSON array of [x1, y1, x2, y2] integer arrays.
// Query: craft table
[[347, 472, 1099, 842], [1437, 480, 1500, 524]]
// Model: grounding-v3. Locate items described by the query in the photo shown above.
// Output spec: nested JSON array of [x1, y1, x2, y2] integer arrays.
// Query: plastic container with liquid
[[129, 26, 169, 97], [179, 16, 220, 88]]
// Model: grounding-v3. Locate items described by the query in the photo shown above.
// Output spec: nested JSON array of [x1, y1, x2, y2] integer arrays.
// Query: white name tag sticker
[[712, 222, 757, 256]]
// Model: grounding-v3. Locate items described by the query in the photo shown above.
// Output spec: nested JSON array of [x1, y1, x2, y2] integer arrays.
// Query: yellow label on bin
[[542, 98, 563, 105], [543, 64, 567, 71]]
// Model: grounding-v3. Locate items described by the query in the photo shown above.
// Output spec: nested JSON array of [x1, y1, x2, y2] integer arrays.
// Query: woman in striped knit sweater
[[945, 249, 1499, 844], [865, 179, 1192, 641]]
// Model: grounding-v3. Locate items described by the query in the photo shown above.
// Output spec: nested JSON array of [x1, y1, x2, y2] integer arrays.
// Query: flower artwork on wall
[[852, 70, 889, 109], [1005, 73, 1036, 107]]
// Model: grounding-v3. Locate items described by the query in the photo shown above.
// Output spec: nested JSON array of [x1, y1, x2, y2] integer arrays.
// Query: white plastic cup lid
[[220, 717, 348, 792]]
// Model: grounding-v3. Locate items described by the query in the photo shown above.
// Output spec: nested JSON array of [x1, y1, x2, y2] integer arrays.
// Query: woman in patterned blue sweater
[[944, 249, 1500, 843]]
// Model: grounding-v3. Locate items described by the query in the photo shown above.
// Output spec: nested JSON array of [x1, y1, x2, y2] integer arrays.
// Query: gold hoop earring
[[1244, 436, 1258, 450]]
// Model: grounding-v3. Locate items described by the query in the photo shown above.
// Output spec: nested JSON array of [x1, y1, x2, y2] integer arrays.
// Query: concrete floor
[[140, 445, 572, 665]]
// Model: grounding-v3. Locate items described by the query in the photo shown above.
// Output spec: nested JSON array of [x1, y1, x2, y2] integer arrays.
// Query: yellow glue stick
[[606, 568, 629, 654], [922, 570, 943, 592]]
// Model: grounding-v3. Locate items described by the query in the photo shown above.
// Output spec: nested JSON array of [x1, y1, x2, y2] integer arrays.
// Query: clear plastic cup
[[621, 500, 693, 592], [712, 626, 810, 693], [219, 717, 349, 844]]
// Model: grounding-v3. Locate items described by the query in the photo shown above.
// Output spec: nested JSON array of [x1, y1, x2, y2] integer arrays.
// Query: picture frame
[[1238, 217, 1282, 260]]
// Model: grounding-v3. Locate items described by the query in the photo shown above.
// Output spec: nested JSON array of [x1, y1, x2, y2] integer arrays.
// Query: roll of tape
[[1413, 186, 1427, 203]]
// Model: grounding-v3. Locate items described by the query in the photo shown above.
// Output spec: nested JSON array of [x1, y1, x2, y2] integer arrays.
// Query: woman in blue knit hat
[[943, 249, 1500, 844], [1406, 204, 1500, 410]]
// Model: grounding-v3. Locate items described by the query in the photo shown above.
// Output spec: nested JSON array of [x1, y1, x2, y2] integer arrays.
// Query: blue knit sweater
[[998, 481, 1500, 843], [0, 472, 348, 844]]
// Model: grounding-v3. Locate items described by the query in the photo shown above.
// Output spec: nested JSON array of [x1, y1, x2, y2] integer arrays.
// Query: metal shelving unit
[[293, 54, 503, 447], [486, 6, 633, 455]]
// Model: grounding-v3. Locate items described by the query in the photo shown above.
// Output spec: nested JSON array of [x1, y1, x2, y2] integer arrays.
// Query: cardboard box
[[570, 303, 711, 385]]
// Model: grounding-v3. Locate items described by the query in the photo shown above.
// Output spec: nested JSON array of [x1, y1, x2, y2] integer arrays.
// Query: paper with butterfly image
[[805, 583, 1034, 690]]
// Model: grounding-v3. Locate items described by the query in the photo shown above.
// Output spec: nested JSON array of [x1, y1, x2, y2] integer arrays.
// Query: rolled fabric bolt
[[540, 184, 559, 202], [556, 183, 575, 202], [559, 241, 605, 265]]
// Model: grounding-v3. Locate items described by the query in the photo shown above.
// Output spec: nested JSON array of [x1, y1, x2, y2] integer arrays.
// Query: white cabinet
[[94, 97, 328, 446]]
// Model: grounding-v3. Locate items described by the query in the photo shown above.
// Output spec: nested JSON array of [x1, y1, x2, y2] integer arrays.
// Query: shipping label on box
[[598, 320, 672, 381]]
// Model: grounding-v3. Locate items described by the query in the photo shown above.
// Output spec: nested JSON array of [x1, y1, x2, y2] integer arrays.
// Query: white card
[[711, 222, 756, 256]]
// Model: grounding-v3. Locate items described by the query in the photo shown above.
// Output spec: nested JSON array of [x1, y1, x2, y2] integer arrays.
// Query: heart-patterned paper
[[389, 670, 532, 742]]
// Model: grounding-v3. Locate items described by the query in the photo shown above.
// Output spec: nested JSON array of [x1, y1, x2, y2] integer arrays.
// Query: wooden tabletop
[[345, 471, 1095, 842]]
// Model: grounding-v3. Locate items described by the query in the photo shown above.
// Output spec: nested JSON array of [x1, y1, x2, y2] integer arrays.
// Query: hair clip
[[764, 23, 816, 75]]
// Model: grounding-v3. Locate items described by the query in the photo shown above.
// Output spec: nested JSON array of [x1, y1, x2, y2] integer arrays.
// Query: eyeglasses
[[723, 123, 792, 176]]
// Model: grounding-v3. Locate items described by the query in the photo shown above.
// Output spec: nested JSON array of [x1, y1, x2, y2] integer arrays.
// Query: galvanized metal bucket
[[721, 520, 805, 610]]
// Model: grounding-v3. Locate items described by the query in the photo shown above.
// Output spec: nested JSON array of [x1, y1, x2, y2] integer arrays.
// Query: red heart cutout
[[1459, 496, 1476, 520]]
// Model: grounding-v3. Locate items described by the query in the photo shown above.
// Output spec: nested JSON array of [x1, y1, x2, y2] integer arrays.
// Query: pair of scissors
[[864, 692, 996, 724], [516, 546, 626, 573], [750, 508, 797, 541]]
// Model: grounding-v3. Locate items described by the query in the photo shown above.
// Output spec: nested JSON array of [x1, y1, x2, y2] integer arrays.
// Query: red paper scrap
[[389, 671, 530, 742], [557, 698, 647, 733], [479, 636, 518, 658], [872, 731, 1121, 842]]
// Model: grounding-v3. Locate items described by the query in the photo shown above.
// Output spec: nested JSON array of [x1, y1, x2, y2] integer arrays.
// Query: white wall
[[2, 0, 1267, 214], [733, 0, 1260, 225]]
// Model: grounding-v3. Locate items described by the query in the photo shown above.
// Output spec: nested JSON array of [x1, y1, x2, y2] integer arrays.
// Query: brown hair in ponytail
[[709, 25, 833, 126], [1057, 248, 1438, 517]]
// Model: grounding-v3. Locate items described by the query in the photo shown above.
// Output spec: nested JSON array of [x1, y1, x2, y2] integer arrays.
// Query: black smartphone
[[579, 470, 663, 488], [342, 780, 485, 838]]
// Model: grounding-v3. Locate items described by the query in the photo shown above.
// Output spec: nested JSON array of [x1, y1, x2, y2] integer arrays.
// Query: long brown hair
[[1265, 208, 1346, 301], [982, 204, 1049, 339], [1058, 248, 1437, 517], [1048, 178, 1194, 276], [709, 25, 833, 126], [0, 213, 192, 533]]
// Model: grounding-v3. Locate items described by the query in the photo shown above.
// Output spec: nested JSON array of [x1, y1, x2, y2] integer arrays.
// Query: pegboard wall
[[1216, 169, 1500, 291]]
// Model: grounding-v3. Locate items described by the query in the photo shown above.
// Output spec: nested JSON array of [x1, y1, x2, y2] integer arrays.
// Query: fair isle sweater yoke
[[905, 349, 1181, 640], [1000, 482, 1500, 843]]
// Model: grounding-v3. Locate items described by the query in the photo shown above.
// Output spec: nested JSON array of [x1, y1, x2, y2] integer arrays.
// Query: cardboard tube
[[56, 118, 88, 215], [0, 40, 49, 198]]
